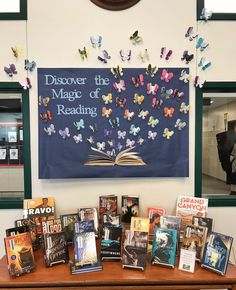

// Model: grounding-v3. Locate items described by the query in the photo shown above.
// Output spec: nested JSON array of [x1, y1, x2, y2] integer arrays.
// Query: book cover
[[192, 216, 213, 234], [130, 217, 149, 233], [182, 224, 208, 261], [44, 232, 69, 267], [179, 248, 196, 273], [60, 213, 79, 243], [101, 226, 122, 260], [78, 207, 99, 236], [99, 195, 117, 217], [74, 220, 95, 234], [160, 215, 181, 240], [42, 218, 62, 234], [121, 196, 139, 224], [147, 208, 166, 235], [201, 232, 233, 275], [102, 214, 121, 227], [4, 232, 35, 277], [70, 259, 103, 274], [23, 197, 55, 219], [122, 230, 148, 270], [6, 226, 29, 237], [151, 227, 177, 268]]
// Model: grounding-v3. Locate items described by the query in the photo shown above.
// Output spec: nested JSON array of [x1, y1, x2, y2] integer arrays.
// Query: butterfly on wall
[[181, 50, 194, 64], [163, 128, 174, 139], [137, 136, 145, 145], [198, 57, 212, 71], [89, 123, 97, 133], [152, 98, 163, 109], [148, 130, 157, 140], [138, 49, 149, 63], [25, 59, 36, 72], [107, 139, 115, 148], [185, 26, 198, 41], [160, 69, 174, 83], [130, 30, 142, 45], [164, 107, 175, 118], [113, 80, 126, 93], [4, 64, 17, 77], [116, 142, 123, 152], [104, 129, 112, 137], [39, 96, 50, 107], [20, 77, 32, 90], [107, 149, 116, 157], [131, 74, 144, 87], [117, 130, 126, 139], [129, 124, 140, 136], [175, 118, 187, 131], [116, 97, 127, 108], [146, 64, 158, 77], [109, 117, 120, 128], [78, 47, 88, 60], [179, 70, 190, 83], [44, 124, 56, 136], [161, 87, 173, 99], [194, 76, 205, 88], [138, 109, 149, 120], [98, 50, 111, 63], [102, 93, 113, 104], [147, 83, 159, 95], [90, 35, 102, 48], [87, 136, 94, 145], [196, 37, 209, 52], [111, 65, 123, 78], [74, 119, 85, 131], [11, 46, 22, 58], [97, 141, 106, 151], [173, 89, 184, 101], [200, 8, 213, 22], [133, 93, 144, 105], [59, 127, 70, 139], [102, 107, 112, 118], [120, 49, 131, 61], [180, 102, 190, 114], [40, 110, 52, 121], [126, 138, 135, 148], [148, 116, 159, 128], [73, 134, 83, 143], [124, 109, 135, 121], [160, 47, 173, 60]]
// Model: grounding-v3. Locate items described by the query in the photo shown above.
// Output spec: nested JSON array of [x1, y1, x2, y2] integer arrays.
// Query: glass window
[[205, 0, 236, 13], [0, 0, 27, 20], [0, 0, 20, 13]]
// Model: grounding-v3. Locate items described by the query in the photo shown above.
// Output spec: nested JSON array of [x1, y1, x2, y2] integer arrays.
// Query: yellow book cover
[[130, 217, 149, 233]]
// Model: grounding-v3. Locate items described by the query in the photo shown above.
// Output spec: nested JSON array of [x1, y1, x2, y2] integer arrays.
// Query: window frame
[[195, 82, 236, 207], [197, 0, 236, 21], [0, 0, 27, 20], [0, 82, 31, 209]]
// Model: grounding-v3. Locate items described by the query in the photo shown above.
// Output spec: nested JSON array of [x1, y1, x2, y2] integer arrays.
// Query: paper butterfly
[[25, 59, 36, 72], [152, 98, 163, 109], [59, 127, 70, 139], [132, 74, 144, 87], [90, 36, 102, 48], [146, 64, 158, 77], [78, 47, 88, 60], [120, 49, 131, 61], [116, 97, 127, 108], [111, 65, 123, 78], [138, 109, 149, 120], [109, 117, 120, 128], [130, 30, 142, 45], [161, 87, 173, 99], [73, 134, 83, 143], [194, 76, 205, 88], [40, 110, 52, 121], [160, 47, 173, 60], [74, 119, 85, 131], [102, 107, 112, 118], [116, 142, 123, 151], [124, 109, 135, 121], [138, 49, 149, 63], [113, 80, 126, 93], [107, 140, 115, 148], [89, 123, 97, 133], [129, 124, 140, 136], [181, 50, 194, 64], [185, 26, 198, 41], [147, 83, 159, 95], [163, 128, 174, 139], [107, 149, 116, 157], [180, 102, 190, 114], [148, 130, 157, 140], [148, 116, 159, 128], [200, 8, 213, 22], [39, 96, 50, 107], [4, 64, 17, 77], [196, 37, 209, 52], [117, 130, 126, 139], [87, 136, 94, 144], [102, 93, 113, 104], [44, 124, 56, 136], [137, 136, 145, 145], [173, 89, 184, 101], [11, 46, 22, 58], [104, 129, 112, 137], [175, 118, 187, 131], [133, 93, 144, 105], [179, 70, 190, 83], [164, 107, 175, 118], [126, 139, 135, 148], [97, 142, 105, 151], [98, 50, 111, 63], [198, 57, 212, 71], [20, 77, 32, 90], [161, 69, 174, 83]]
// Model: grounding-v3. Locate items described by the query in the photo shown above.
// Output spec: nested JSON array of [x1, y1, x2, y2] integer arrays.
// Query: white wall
[[0, 0, 235, 260]]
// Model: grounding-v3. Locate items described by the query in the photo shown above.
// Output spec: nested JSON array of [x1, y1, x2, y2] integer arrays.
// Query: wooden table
[[1, 248, 236, 290]]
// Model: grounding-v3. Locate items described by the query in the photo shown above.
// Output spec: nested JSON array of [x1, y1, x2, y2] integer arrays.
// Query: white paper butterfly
[[148, 131, 157, 140]]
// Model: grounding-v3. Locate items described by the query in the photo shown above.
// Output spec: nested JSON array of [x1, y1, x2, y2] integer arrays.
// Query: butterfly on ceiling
[[130, 30, 142, 45], [148, 116, 159, 128], [120, 49, 131, 62], [146, 64, 158, 77], [4, 64, 17, 77], [173, 89, 184, 101], [104, 129, 112, 137], [196, 37, 209, 52], [126, 138, 135, 148], [102, 107, 112, 118], [59, 127, 70, 139], [163, 128, 174, 139], [198, 57, 212, 71], [181, 50, 194, 64], [97, 141, 106, 151], [148, 130, 157, 140], [137, 136, 145, 145], [124, 109, 135, 121], [113, 80, 126, 93], [164, 107, 175, 118], [78, 47, 88, 60], [44, 124, 56, 136], [133, 93, 144, 105], [90, 36, 102, 48], [138, 109, 149, 120], [73, 119, 85, 131], [194, 76, 205, 88], [89, 123, 97, 133], [117, 130, 126, 140], [180, 102, 190, 114], [147, 83, 159, 96], [131, 74, 144, 88], [175, 119, 187, 131], [138, 49, 149, 63], [116, 97, 127, 108], [109, 117, 120, 128], [40, 110, 52, 122], [185, 26, 198, 41], [73, 134, 83, 143], [110, 65, 123, 78], [11, 46, 23, 58], [160, 47, 173, 60], [39, 96, 50, 107], [20, 77, 32, 90], [200, 8, 213, 22], [25, 59, 36, 72], [160, 69, 174, 83], [152, 98, 163, 109], [129, 124, 140, 136], [179, 70, 190, 83], [87, 136, 94, 145], [161, 87, 173, 99], [98, 50, 111, 63], [102, 93, 113, 105], [107, 139, 115, 148]]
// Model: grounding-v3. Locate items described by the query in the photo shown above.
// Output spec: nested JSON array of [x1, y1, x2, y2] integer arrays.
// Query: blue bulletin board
[[38, 67, 189, 179]]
